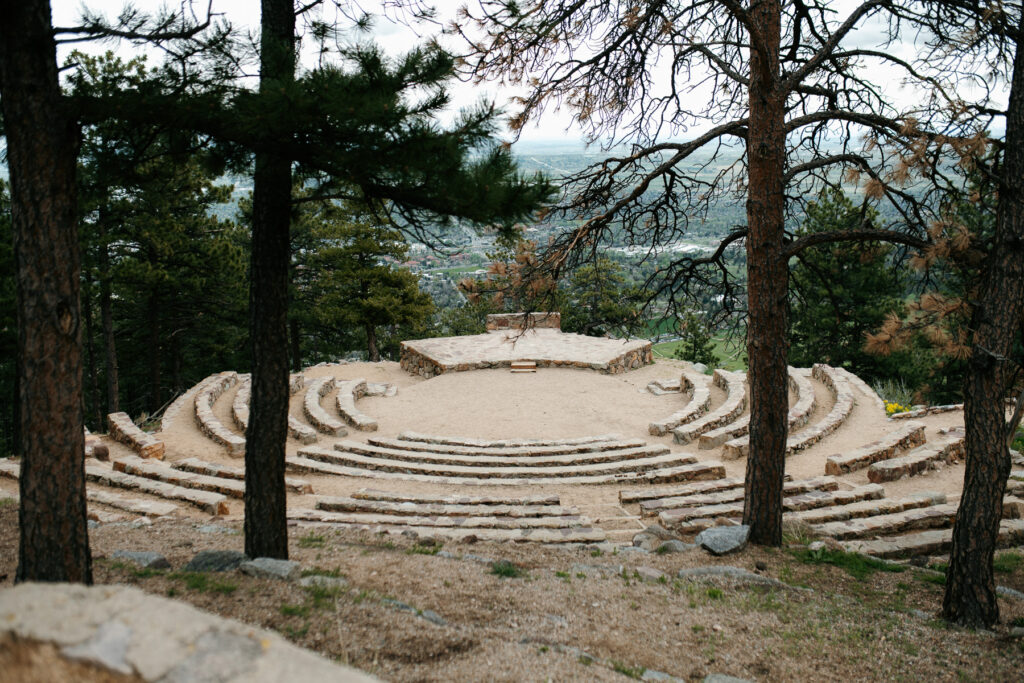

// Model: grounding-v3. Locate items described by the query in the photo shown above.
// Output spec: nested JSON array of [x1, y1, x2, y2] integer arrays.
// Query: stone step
[[306, 503, 586, 528], [333, 439, 672, 468], [659, 485, 885, 530], [843, 519, 1024, 559], [231, 377, 316, 444], [759, 364, 855, 459], [700, 415, 751, 450], [230, 374, 251, 431], [719, 368, 817, 458], [367, 435, 650, 457], [811, 503, 959, 541], [85, 463, 229, 515], [285, 454, 725, 486], [638, 476, 840, 515], [648, 367, 713, 435], [510, 360, 537, 373], [113, 456, 246, 499], [303, 377, 347, 437], [867, 431, 965, 483], [825, 422, 927, 475], [352, 488, 561, 506], [647, 377, 681, 395], [671, 370, 747, 444], [335, 379, 378, 431], [788, 492, 946, 525], [315, 495, 579, 518], [396, 431, 623, 448], [889, 403, 963, 419], [193, 371, 246, 455], [288, 513, 607, 543], [304, 444, 696, 479], [107, 412, 164, 459], [618, 477, 745, 504], [835, 367, 886, 413], [172, 457, 313, 494]]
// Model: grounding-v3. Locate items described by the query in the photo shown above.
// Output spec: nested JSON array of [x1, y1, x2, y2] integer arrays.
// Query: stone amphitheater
[[3, 312, 1023, 560]]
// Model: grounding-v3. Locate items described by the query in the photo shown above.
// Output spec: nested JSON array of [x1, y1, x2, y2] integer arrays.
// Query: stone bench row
[[866, 429, 965, 483], [789, 491, 946, 525], [285, 453, 725, 487], [172, 457, 313, 494], [637, 476, 839, 515], [811, 502, 959, 540], [301, 443, 695, 479], [0, 460, 179, 517], [336, 439, 672, 468], [231, 375, 318, 445], [107, 412, 164, 460], [842, 518, 1024, 559], [353, 488, 561, 506], [659, 484, 885, 531], [312, 499, 588, 529], [722, 363, 854, 460], [671, 370, 748, 444], [647, 376, 681, 395], [194, 371, 245, 455], [890, 403, 963, 419], [85, 463, 229, 515], [648, 366, 713, 435], [396, 431, 623, 449], [335, 379, 378, 431], [716, 368, 816, 457], [113, 456, 246, 499], [316, 495, 579, 518], [303, 377, 348, 437], [288, 512, 608, 543], [825, 421, 927, 475], [368, 435, 648, 458]]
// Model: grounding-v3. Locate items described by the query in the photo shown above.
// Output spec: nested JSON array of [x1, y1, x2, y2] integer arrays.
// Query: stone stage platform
[[399, 313, 653, 378]]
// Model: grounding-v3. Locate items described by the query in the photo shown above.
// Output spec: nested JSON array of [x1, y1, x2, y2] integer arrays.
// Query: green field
[[652, 334, 746, 371]]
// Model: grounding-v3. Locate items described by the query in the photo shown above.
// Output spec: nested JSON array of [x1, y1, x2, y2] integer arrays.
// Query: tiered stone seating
[[113, 456, 245, 499], [843, 519, 1024, 559], [867, 429, 965, 483], [85, 463, 229, 515], [658, 484, 884, 531], [231, 376, 317, 444], [636, 476, 839, 516], [890, 403, 963, 419], [335, 379, 378, 431], [811, 503, 959, 540], [107, 412, 164, 459], [230, 374, 251, 431], [773, 363, 855, 457], [824, 422, 926, 475], [172, 457, 314, 494], [648, 366, 713, 435], [647, 377, 681, 395], [619, 477, 746, 504], [357, 437, 666, 465], [396, 432, 623, 448], [194, 371, 246, 455], [288, 488, 606, 543], [713, 368, 816, 456], [789, 491, 946, 525], [835, 367, 886, 413], [351, 487, 560, 505], [671, 370, 747, 444], [303, 377, 347, 437]]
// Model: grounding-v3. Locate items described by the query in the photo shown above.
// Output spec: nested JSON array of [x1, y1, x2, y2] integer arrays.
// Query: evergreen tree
[[672, 312, 720, 368]]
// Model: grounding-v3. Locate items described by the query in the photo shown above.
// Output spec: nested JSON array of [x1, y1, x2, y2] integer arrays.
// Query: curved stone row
[[867, 428, 965, 483], [107, 411, 164, 460], [194, 371, 245, 455], [335, 379, 378, 431], [173, 457, 313, 494], [825, 421, 927, 475], [648, 366, 713, 436], [303, 377, 347, 437], [396, 431, 623, 449], [718, 367, 817, 458], [767, 363, 855, 458], [114, 455, 245, 499], [671, 370, 747, 445], [231, 375, 317, 444], [835, 367, 886, 413], [369, 435, 649, 457]]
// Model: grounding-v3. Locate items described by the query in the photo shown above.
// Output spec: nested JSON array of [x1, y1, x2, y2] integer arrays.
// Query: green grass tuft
[[790, 548, 906, 581], [994, 552, 1023, 574], [490, 560, 524, 578], [611, 660, 646, 679], [170, 572, 238, 594], [298, 532, 326, 549]]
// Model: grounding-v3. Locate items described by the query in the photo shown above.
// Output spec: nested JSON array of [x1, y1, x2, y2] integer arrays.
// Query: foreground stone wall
[[400, 342, 653, 379]]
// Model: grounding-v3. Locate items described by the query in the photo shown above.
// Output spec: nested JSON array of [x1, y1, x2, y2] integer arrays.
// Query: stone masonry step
[[396, 431, 623, 448], [303, 505, 588, 529], [333, 439, 672, 468], [671, 370, 747, 444], [648, 367, 713, 435], [193, 371, 246, 455], [289, 514, 607, 543], [113, 457, 246, 499], [367, 435, 650, 457], [304, 444, 696, 479], [107, 411, 165, 459], [172, 457, 313, 494], [285, 454, 725, 487], [811, 503, 959, 540], [315, 495, 580, 518], [335, 379, 378, 431], [303, 377, 347, 437], [619, 477, 745, 504], [232, 376, 317, 444], [843, 519, 1024, 559], [718, 368, 817, 458], [638, 476, 840, 516], [787, 491, 946, 525], [85, 463, 229, 515], [867, 430, 965, 483], [825, 421, 927, 475], [352, 488, 561, 506]]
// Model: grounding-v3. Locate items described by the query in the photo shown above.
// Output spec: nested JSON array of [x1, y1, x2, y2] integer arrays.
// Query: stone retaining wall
[[400, 342, 653, 378], [107, 412, 164, 460]]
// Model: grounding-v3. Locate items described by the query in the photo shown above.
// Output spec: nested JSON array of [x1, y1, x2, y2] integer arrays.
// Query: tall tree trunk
[[244, 0, 295, 560], [83, 280, 102, 428], [366, 323, 380, 362], [742, 0, 789, 546], [148, 290, 162, 415], [0, 0, 92, 583], [942, 37, 1024, 628], [99, 225, 119, 417], [290, 317, 301, 372]]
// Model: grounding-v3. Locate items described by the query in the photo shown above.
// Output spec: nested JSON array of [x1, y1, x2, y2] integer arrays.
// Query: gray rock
[[1010, 627, 1024, 638], [696, 525, 750, 556], [908, 609, 933, 621], [61, 620, 133, 674], [420, 609, 446, 626], [160, 629, 261, 683], [692, 363, 708, 373], [633, 532, 661, 551], [644, 524, 676, 541], [703, 675, 753, 683], [437, 550, 457, 559], [657, 540, 696, 554], [643, 668, 684, 682], [298, 575, 348, 590], [382, 598, 415, 613], [239, 557, 301, 581], [997, 585, 1024, 601], [635, 566, 668, 583], [462, 553, 495, 564], [197, 524, 232, 535], [87, 520, 100, 530], [570, 563, 623, 579], [618, 546, 649, 554], [183, 550, 247, 573], [112, 550, 171, 570], [545, 614, 569, 628]]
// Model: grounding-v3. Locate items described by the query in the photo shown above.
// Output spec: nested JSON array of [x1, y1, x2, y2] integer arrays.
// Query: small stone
[[636, 566, 668, 583], [437, 550, 456, 559], [808, 541, 825, 552], [298, 575, 348, 590], [239, 557, 301, 581], [641, 669, 681, 682], [197, 524, 232, 534], [462, 553, 495, 564], [657, 540, 696, 554], [692, 363, 708, 373], [754, 561, 768, 572], [87, 520, 100, 529], [460, 534, 479, 544], [92, 444, 110, 462], [703, 675, 753, 683], [401, 529, 419, 540], [619, 546, 649, 554], [644, 524, 676, 541], [382, 598, 415, 613], [696, 525, 750, 556], [112, 550, 171, 570], [184, 549, 248, 572], [997, 585, 1024, 601], [633, 532, 661, 551], [420, 609, 446, 626], [545, 614, 569, 628], [1010, 627, 1024, 638]]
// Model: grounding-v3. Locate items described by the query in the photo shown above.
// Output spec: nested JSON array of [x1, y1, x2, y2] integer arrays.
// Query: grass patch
[[298, 532, 326, 549], [300, 566, 345, 578], [490, 560, 524, 578], [169, 572, 238, 595], [994, 552, 1023, 574], [283, 622, 310, 640], [407, 542, 441, 556], [706, 587, 724, 600], [303, 583, 346, 610], [790, 548, 905, 581], [917, 572, 946, 586], [280, 603, 311, 617], [611, 660, 646, 679]]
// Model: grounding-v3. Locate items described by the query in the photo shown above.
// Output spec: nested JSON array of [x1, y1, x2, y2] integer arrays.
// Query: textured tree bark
[[290, 318, 301, 373], [366, 323, 380, 363], [742, 0, 789, 546], [1, 0, 92, 583], [99, 227, 119, 416], [244, 0, 295, 560], [942, 37, 1024, 628]]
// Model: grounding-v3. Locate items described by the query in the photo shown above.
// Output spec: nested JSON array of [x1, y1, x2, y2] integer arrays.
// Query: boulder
[[112, 550, 171, 571], [239, 557, 301, 581], [184, 550, 247, 573], [696, 525, 749, 556]]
